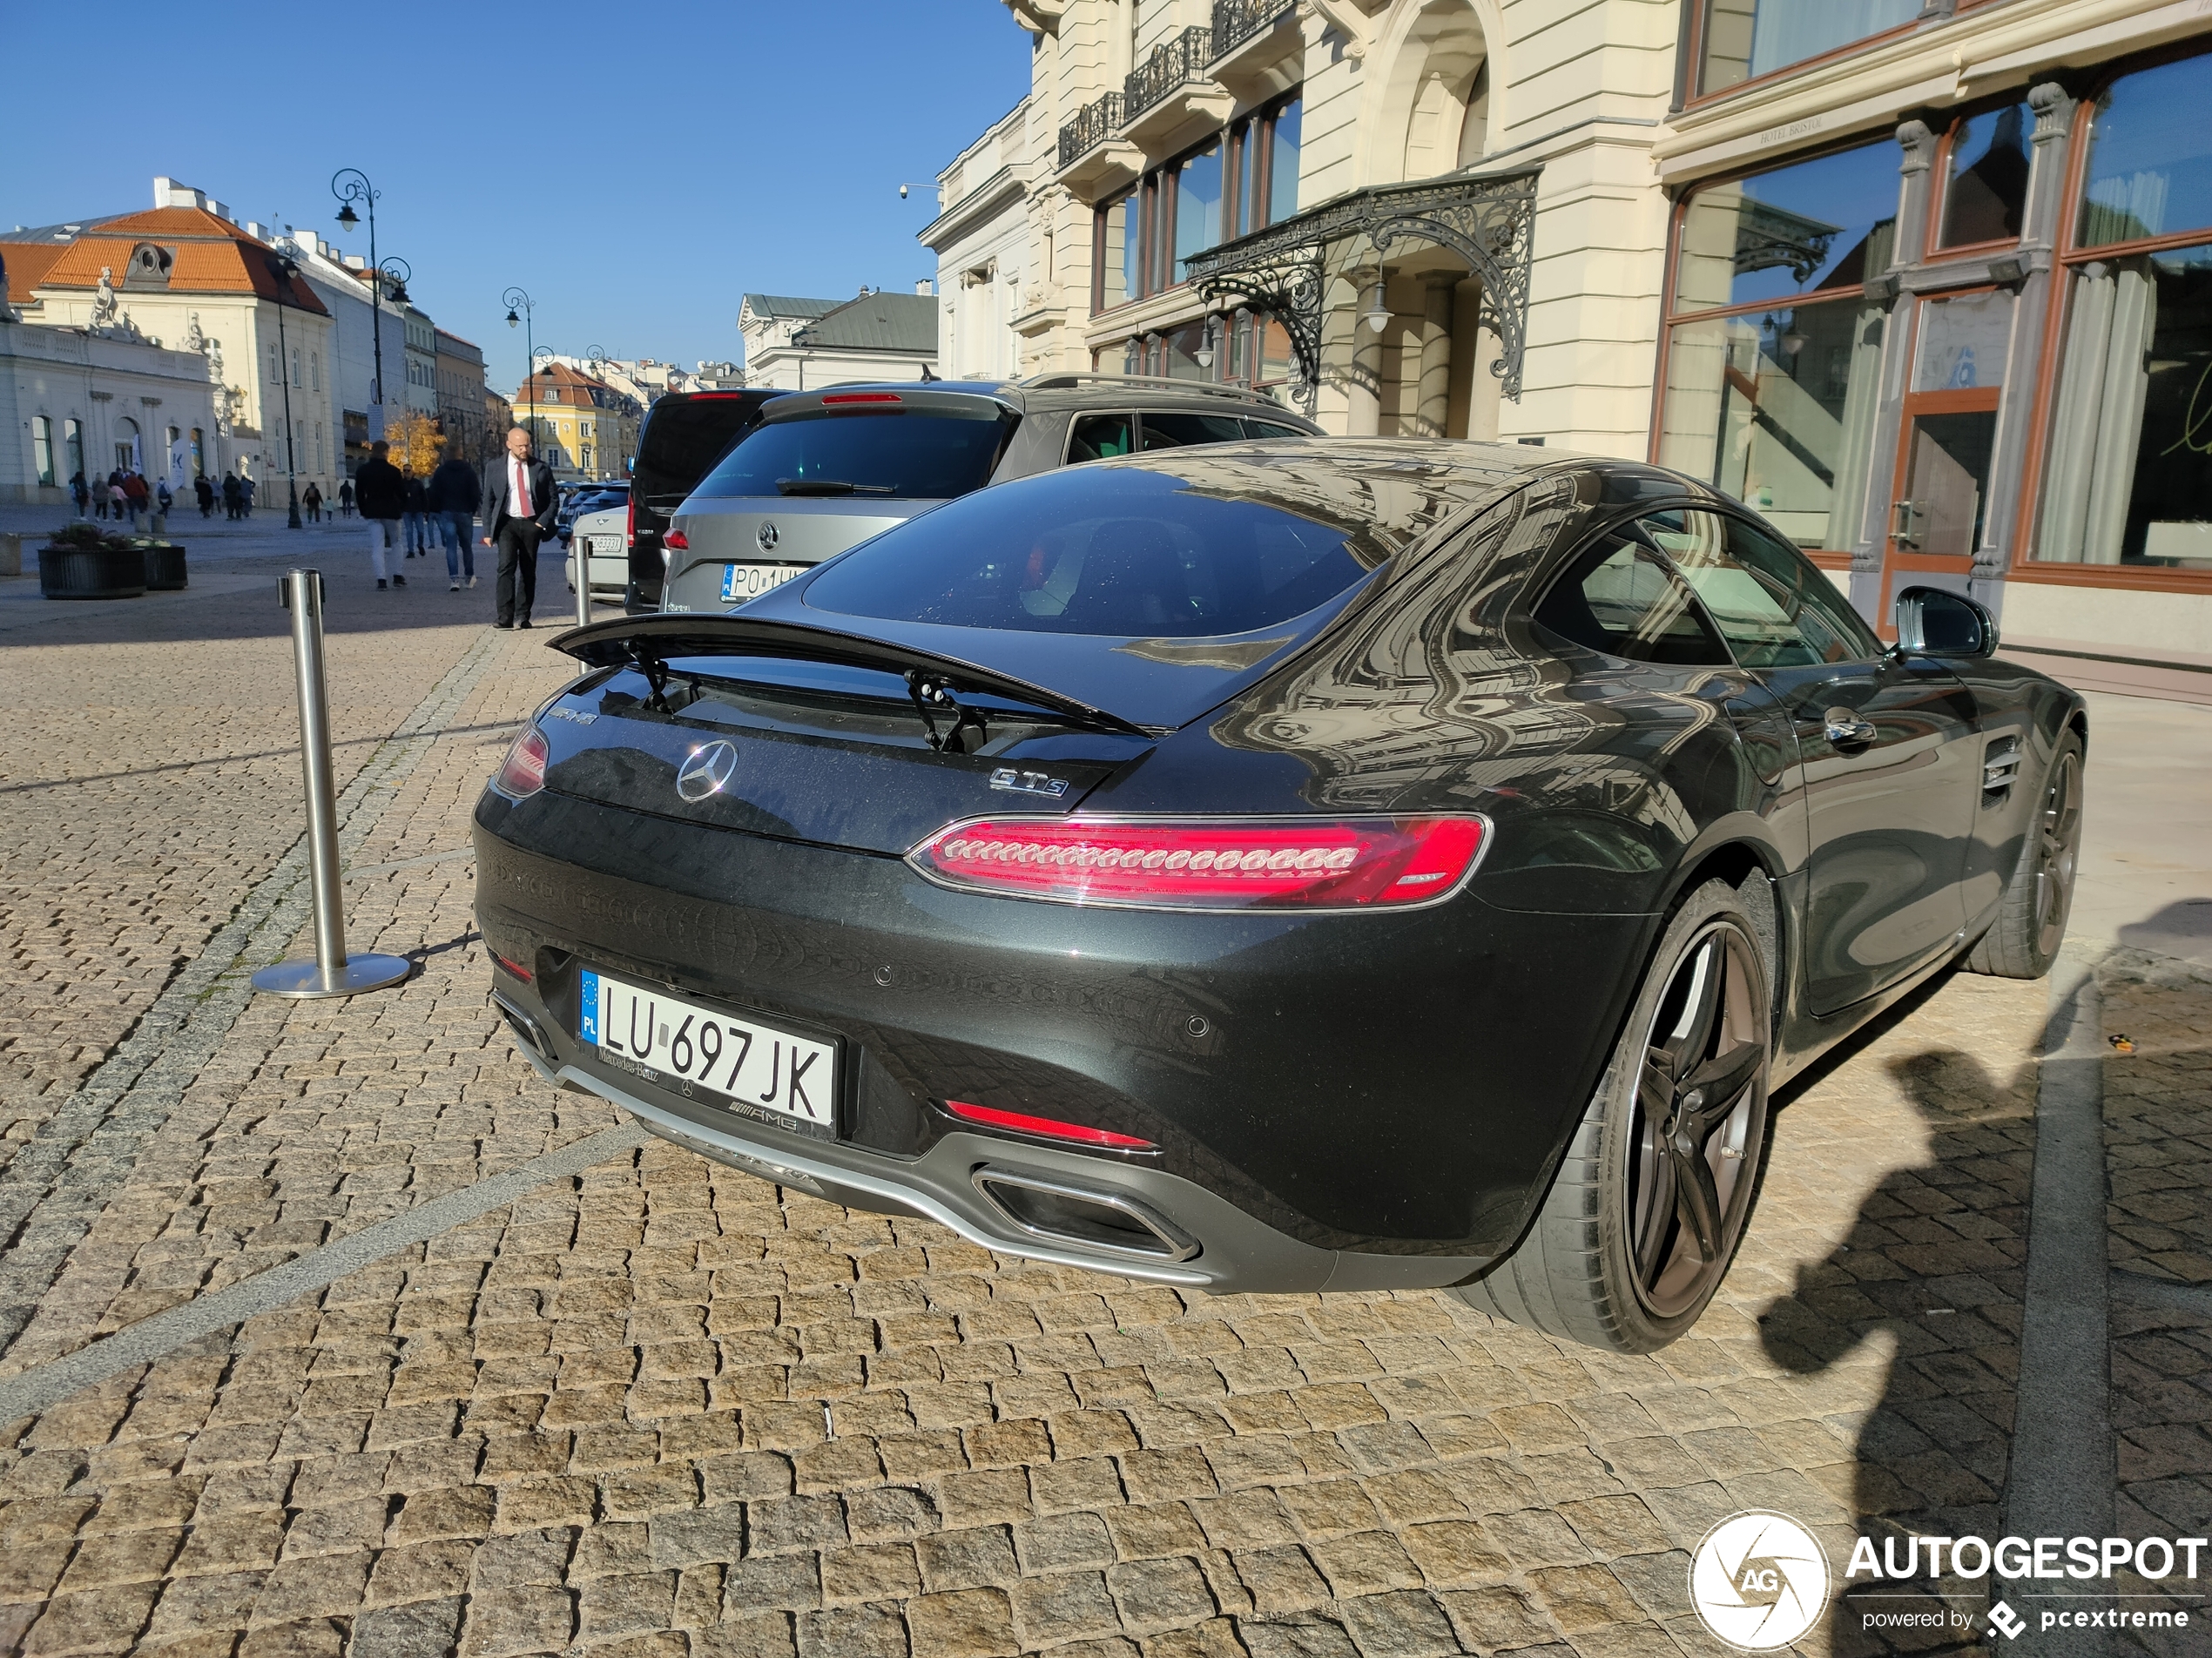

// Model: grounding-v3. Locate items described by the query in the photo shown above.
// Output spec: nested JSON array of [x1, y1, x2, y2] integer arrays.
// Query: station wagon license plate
[[721, 563, 802, 603], [579, 968, 836, 1139]]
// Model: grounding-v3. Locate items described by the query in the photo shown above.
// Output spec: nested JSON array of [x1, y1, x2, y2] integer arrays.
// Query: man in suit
[[482, 425, 559, 629]]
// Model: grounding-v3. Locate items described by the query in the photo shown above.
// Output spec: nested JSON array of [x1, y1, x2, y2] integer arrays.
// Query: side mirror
[[1894, 584, 1998, 659]]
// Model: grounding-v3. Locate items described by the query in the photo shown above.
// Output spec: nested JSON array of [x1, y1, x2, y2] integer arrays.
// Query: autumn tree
[[384, 409, 445, 476]]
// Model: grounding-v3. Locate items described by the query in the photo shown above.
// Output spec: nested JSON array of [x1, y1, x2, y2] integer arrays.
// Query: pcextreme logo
[[1690, 1512, 1831, 1649]]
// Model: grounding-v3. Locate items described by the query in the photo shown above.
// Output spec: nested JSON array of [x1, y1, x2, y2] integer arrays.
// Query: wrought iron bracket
[[1182, 164, 1541, 414]]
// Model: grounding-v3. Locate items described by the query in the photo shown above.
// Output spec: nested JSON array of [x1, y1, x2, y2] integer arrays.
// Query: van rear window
[[695, 407, 1016, 501]]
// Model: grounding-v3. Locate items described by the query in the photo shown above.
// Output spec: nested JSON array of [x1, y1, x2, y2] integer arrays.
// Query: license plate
[[579, 967, 836, 1138], [590, 536, 624, 556], [721, 563, 802, 603]]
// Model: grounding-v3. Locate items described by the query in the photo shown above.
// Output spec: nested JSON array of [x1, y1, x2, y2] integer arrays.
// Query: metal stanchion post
[[252, 569, 413, 999], [575, 541, 590, 630]]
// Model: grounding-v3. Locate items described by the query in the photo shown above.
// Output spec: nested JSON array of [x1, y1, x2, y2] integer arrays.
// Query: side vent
[[1981, 735, 2022, 805]]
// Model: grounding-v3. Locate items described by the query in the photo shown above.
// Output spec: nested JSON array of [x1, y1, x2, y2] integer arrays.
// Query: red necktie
[[514, 459, 531, 516]]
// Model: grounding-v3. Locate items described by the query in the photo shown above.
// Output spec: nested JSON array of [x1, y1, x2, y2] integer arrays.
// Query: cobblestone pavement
[[0, 578, 2205, 1658]]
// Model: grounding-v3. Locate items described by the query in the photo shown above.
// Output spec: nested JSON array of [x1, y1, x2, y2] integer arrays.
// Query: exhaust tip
[[972, 1168, 1198, 1263]]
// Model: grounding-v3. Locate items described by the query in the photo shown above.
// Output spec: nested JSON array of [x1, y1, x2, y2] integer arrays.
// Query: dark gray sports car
[[473, 440, 2086, 1353]]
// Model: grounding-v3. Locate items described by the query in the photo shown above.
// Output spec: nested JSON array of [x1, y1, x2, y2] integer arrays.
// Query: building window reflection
[[1692, 0, 1921, 100]]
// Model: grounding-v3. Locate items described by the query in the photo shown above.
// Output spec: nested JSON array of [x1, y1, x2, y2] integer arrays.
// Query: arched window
[[115, 416, 141, 474]]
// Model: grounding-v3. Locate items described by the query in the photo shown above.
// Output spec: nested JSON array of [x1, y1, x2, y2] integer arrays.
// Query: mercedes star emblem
[[675, 740, 741, 803], [756, 521, 779, 553]]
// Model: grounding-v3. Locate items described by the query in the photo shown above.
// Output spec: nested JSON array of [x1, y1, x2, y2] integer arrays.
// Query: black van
[[624, 389, 779, 610]]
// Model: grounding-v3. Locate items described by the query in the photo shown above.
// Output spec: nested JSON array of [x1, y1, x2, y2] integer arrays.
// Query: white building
[[0, 316, 223, 507], [919, 100, 1038, 380], [737, 290, 940, 390]]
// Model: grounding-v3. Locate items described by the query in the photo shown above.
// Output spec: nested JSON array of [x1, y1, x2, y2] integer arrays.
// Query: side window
[[1244, 420, 1308, 440], [1533, 533, 1732, 666], [1637, 509, 1878, 667], [1067, 413, 1136, 462], [1138, 411, 1250, 449]]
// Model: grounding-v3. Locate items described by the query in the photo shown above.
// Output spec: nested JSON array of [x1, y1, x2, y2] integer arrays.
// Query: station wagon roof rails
[[1015, 374, 1292, 408]]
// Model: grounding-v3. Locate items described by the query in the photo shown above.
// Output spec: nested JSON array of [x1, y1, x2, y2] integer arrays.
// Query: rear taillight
[[820, 392, 901, 405], [943, 1099, 1155, 1150], [496, 727, 549, 798], [908, 816, 1487, 911], [624, 493, 636, 551], [664, 529, 689, 551]]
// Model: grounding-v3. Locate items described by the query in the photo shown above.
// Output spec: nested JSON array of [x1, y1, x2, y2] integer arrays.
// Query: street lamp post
[[331, 170, 387, 435], [529, 346, 555, 463], [502, 286, 536, 445], [266, 249, 304, 529]]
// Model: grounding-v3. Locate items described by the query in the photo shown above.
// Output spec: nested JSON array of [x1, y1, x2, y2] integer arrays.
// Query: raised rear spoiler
[[548, 613, 1153, 740]]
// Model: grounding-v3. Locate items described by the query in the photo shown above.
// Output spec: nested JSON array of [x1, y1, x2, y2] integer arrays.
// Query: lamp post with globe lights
[[502, 287, 539, 445], [264, 248, 305, 530], [330, 170, 389, 434]]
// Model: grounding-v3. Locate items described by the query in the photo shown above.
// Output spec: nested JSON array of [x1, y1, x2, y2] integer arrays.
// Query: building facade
[[921, 102, 1037, 380], [737, 290, 940, 389], [435, 330, 493, 468], [3, 191, 339, 502], [0, 317, 222, 506], [515, 361, 640, 482], [941, 0, 2212, 693]]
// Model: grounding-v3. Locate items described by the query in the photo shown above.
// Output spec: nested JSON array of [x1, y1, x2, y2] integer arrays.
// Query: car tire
[[1965, 731, 2084, 981], [1453, 878, 1775, 1353]]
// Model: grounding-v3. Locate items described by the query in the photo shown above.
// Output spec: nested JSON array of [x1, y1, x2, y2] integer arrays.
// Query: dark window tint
[[696, 407, 1015, 501], [1245, 421, 1308, 440], [1069, 414, 1136, 462], [1939, 104, 2032, 249], [633, 394, 769, 511], [1534, 534, 1731, 665], [804, 467, 1371, 637], [1139, 411, 1249, 448]]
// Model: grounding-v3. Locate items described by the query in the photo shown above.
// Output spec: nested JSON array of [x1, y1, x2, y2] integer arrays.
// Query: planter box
[[39, 545, 147, 599], [142, 543, 188, 590]]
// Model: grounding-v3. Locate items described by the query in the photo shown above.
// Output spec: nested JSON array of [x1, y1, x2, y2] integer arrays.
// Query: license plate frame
[[721, 563, 803, 604], [578, 967, 839, 1141]]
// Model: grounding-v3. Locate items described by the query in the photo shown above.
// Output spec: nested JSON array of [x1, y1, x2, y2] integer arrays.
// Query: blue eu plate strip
[[578, 970, 601, 1045]]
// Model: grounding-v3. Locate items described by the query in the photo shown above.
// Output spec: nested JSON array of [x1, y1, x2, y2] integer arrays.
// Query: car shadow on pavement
[[1757, 967, 2037, 1655]]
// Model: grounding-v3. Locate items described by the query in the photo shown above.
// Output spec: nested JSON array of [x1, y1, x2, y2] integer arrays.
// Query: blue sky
[[6, 2, 1031, 395]]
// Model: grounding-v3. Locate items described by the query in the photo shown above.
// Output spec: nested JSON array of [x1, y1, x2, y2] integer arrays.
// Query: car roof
[[752, 375, 1324, 428]]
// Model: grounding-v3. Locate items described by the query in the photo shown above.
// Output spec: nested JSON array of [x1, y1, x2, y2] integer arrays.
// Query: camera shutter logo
[[676, 741, 740, 803], [757, 521, 779, 553], [1689, 1511, 1831, 1649]]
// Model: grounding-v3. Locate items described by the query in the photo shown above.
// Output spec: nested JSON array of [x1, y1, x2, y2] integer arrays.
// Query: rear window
[[696, 406, 1015, 501], [633, 394, 768, 509], [803, 465, 1372, 637]]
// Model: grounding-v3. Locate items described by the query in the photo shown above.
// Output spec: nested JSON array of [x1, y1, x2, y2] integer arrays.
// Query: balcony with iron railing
[[1055, 91, 1141, 198], [1212, 0, 1296, 57], [1122, 24, 1235, 148]]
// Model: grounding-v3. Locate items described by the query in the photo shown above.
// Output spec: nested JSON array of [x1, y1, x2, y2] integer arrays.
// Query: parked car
[[570, 501, 630, 598], [475, 439, 2086, 1353], [556, 482, 627, 546], [627, 389, 782, 611], [657, 376, 1321, 616]]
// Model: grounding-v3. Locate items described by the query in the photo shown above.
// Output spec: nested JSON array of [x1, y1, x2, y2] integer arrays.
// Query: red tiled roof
[[22, 206, 328, 314]]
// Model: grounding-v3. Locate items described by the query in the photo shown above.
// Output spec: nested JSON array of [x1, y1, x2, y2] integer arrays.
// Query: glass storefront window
[[1674, 140, 1901, 313], [1270, 98, 1301, 226], [1657, 297, 1888, 550], [2078, 54, 2212, 248], [1175, 145, 1223, 280], [1096, 190, 1139, 313], [2034, 245, 2212, 566], [1939, 104, 2033, 249], [1696, 0, 1920, 98]]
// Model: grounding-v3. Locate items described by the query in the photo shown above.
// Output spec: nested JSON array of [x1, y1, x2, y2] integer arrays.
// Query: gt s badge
[[990, 768, 1069, 798]]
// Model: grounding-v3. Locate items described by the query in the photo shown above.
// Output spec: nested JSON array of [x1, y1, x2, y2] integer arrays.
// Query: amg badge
[[989, 767, 1069, 798]]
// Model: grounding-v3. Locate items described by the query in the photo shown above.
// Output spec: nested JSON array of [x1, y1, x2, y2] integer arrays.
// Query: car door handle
[[1822, 707, 1878, 747]]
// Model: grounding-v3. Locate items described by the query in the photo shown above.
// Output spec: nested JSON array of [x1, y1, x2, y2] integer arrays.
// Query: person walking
[[194, 474, 214, 518], [240, 474, 256, 517], [338, 479, 354, 519], [482, 426, 556, 629], [354, 440, 408, 589], [404, 475, 431, 557], [121, 471, 149, 531], [156, 479, 173, 518], [302, 482, 323, 522], [220, 472, 241, 520], [100, 469, 122, 520], [426, 448, 482, 591], [70, 472, 89, 518]]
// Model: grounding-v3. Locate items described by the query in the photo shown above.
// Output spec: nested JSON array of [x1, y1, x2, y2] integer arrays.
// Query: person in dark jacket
[[220, 472, 241, 520], [480, 426, 558, 628], [302, 482, 323, 522], [71, 472, 90, 517], [426, 451, 484, 591], [194, 475, 215, 518], [338, 479, 354, 517], [404, 475, 431, 557], [354, 440, 409, 589]]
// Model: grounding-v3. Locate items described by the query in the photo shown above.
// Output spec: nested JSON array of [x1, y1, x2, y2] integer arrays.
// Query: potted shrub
[[39, 523, 148, 599], [132, 535, 189, 590]]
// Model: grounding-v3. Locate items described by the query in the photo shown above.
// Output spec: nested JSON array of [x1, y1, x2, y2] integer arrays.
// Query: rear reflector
[[664, 529, 690, 550], [944, 1099, 1156, 1150], [819, 392, 902, 405], [910, 816, 1487, 911], [494, 954, 535, 983], [496, 726, 549, 798]]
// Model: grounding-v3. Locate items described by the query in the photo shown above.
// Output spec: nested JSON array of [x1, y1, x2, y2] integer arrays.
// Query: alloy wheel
[[2032, 750, 2084, 960], [1625, 920, 1769, 1320]]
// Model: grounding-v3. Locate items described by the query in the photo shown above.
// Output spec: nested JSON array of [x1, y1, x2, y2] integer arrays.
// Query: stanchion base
[[252, 954, 414, 999]]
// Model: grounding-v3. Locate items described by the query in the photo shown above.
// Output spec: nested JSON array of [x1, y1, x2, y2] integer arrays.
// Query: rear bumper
[[475, 787, 1647, 1283]]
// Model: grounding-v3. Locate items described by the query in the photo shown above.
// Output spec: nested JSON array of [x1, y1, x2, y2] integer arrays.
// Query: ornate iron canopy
[[1181, 165, 1541, 415]]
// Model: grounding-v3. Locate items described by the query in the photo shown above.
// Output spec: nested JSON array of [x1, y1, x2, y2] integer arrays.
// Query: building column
[[1345, 266, 1384, 437], [1414, 274, 1458, 437]]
